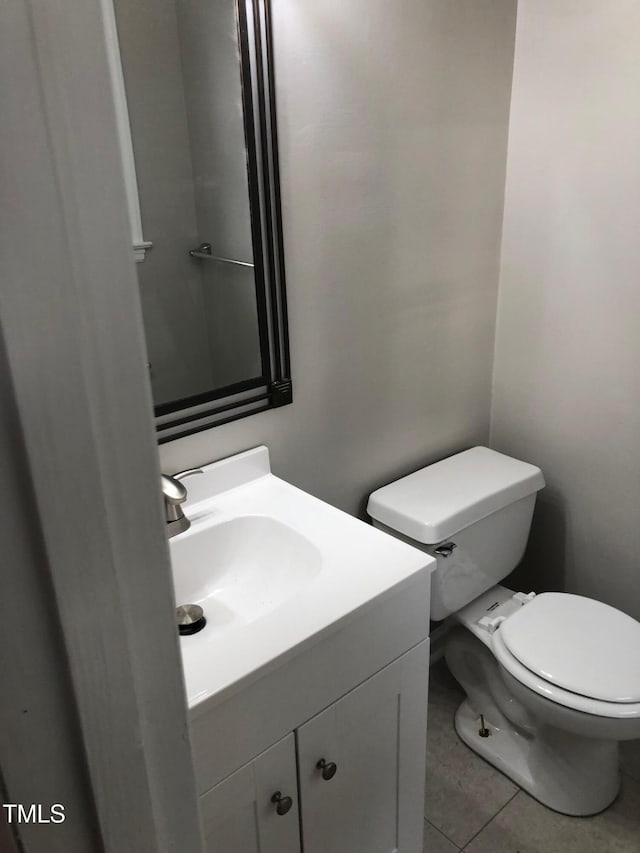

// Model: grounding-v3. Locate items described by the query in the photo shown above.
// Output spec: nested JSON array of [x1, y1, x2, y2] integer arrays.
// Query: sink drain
[[176, 604, 206, 635]]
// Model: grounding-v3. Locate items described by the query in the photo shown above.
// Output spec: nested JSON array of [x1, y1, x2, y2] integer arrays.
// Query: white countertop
[[169, 448, 435, 715]]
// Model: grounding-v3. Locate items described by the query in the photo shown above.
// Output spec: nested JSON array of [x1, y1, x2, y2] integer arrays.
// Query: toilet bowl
[[367, 446, 640, 815], [447, 586, 640, 815]]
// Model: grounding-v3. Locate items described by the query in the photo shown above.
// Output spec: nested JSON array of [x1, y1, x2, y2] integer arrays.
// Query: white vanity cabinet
[[297, 641, 428, 853], [198, 641, 429, 853], [182, 447, 435, 852], [199, 734, 300, 853]]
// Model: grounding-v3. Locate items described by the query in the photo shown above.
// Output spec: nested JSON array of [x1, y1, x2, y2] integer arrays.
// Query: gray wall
[[114, 0, 213, 405], [0, 334, 100, 853], [160, 0, 518, 517], [491, 0, 640, 619]]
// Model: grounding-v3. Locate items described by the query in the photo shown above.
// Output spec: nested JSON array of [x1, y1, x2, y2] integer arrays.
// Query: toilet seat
[[491, 593, 640, 719], [499, 592, 640, 702]]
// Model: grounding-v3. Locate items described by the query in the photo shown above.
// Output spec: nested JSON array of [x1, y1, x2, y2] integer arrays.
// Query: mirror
[[108, 0, 291, 441]]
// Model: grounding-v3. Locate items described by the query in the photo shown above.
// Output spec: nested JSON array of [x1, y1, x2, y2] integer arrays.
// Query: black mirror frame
[[155, 0, 291, 444]]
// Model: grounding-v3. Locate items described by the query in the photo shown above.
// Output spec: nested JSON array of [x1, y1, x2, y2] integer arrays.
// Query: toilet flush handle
[[434, 541, 457, 558]]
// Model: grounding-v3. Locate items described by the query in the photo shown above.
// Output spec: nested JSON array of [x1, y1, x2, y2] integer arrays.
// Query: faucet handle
[[174, 468, 204, 481], [160, 468, 203, 506], [161, 469, 204, 538], [161, 473, 187, 506]]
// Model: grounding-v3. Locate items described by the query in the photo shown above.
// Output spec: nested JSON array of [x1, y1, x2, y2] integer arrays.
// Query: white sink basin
[[168, 447, 433, 710], [171, 515, 321, 633]]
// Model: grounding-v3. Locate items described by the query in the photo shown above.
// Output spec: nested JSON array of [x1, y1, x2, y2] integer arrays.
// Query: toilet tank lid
[[367, 447, 545, 544]]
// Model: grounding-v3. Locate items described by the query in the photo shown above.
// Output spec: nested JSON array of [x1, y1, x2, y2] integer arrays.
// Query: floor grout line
[[425, 814, 464, 849], [459, 787, 521, 851], [424, 817, 464, 851]]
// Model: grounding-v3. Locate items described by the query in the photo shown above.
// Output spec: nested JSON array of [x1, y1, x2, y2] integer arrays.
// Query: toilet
[[367, 446, 640, 816]]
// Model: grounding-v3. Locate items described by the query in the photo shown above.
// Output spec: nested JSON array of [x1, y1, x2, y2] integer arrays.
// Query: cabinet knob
[[316, 758, 337, 781], [270, 791, 293, 816]]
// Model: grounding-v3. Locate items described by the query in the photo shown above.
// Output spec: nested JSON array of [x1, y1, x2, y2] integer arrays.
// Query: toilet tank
[[367, 447, 545, 620]]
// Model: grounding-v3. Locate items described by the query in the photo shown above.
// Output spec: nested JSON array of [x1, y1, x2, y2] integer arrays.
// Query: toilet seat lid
[[500, 593, 640, 703]]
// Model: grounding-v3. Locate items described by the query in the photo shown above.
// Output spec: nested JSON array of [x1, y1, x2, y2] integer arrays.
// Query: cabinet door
[[199, 733, 300, 853], [297, 640, 429, 853]]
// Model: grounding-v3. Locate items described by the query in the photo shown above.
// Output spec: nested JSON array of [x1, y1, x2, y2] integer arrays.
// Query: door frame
[[0, 1, 203, 851]]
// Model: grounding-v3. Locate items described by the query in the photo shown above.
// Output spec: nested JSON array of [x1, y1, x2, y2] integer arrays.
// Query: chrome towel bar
[[188, 242, 254, 269]]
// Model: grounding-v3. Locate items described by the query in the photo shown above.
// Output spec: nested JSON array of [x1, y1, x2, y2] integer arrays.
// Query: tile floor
[[423, 660, 640, 852]]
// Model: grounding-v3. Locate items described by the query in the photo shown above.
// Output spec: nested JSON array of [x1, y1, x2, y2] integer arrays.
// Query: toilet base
[[454, 697, 620, 816]]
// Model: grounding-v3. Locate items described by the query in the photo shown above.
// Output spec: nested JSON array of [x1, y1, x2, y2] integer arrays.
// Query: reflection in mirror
[[110, 0, 291, 439]]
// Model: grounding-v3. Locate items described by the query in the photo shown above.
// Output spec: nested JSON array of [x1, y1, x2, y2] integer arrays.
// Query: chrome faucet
[[161, 468, 203, 538]]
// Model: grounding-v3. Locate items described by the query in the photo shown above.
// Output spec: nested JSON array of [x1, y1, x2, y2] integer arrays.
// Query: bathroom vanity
[[169, 448, 435, 852]]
